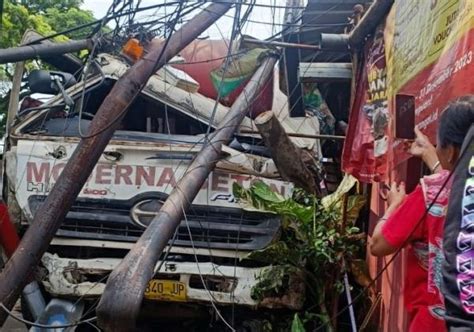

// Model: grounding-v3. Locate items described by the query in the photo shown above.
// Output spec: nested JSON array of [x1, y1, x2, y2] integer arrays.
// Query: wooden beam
[[299, 62, 352, 81]]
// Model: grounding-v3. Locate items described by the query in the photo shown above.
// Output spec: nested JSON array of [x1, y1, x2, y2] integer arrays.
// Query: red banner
[[342, 24, 388, 182], [343, 0, 473, 182]]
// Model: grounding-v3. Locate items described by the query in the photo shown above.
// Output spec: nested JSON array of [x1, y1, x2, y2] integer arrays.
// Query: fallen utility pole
[[254, 111, 323, 196], [96, 55, 279, 331], [0, 39, 94, 64], [0, 2, 232, 328], [0, 204, 45, 321]]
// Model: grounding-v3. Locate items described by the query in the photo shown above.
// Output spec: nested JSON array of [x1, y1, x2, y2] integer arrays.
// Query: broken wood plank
[[254, 111, 322, 196]]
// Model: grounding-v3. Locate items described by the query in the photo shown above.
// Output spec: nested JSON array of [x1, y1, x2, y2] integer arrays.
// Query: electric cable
[[4, 1, 352, 326], [1, 0, 184, 325], [146, 50, 277, 330], [0, 303, 97, 329], [77, 1, 186, 139], [182, 207, 236, 332], [314, 134, 473, 330], [1, 2, 278, 330], [204, 0, 243, 139], [24, 2, 184, 45]]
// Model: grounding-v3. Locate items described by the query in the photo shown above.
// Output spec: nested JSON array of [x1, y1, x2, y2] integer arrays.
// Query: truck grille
[[28, 195, 280, 250]]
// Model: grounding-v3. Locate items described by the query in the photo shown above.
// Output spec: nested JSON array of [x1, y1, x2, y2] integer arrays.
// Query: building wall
[[367, 159, 425, 331], [368, 181, 408, 331]]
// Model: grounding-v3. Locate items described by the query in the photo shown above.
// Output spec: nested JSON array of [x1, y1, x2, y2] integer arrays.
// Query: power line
[[204, 0, 244, 138], [315, 136, 472, 330], [0, 303, 97, 329], [77, 1, 188, 139], [24, 1, 184, 45]]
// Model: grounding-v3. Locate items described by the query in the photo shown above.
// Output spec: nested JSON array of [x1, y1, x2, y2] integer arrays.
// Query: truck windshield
[[21, 78, 209, 137]]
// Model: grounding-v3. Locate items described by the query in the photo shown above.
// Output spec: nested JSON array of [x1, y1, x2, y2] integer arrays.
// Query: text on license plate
[[144, 279, 187, 302]]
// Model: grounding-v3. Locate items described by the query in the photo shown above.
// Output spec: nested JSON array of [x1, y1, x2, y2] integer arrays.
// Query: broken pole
[[254, 111, 322, 196], [0, 39, 94, 64], [96, 55, 279, 331], [314, 1, 393, 52], [0, 2, 233, 328], [348, 0, 394, 48]]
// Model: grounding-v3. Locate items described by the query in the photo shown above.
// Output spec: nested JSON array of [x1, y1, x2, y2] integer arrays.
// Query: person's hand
[[387, 181, 406, 209], [409, 126, 435, 157], [408, 126, 439, 171]]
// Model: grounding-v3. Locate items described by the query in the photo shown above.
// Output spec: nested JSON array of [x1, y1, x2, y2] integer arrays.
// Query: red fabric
[[0, 202, 20, 257], [381, 171, 452, 332], [341, 45, 376, 183], [408, 306, 447, 332]]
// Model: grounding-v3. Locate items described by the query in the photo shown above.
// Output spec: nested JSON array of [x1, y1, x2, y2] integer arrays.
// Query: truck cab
[[2, 32, 324, 329]]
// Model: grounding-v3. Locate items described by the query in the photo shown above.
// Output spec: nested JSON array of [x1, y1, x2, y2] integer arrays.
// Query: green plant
[[233, 177, 367, 331], [291, 314, 305, 332]]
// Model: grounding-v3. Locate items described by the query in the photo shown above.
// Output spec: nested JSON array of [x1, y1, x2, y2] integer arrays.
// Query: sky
[[81, 0, 293, 40]]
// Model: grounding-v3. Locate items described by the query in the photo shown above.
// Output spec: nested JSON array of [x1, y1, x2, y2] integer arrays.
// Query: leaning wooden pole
[[254, 111, 321, 196], [96, 55, 279, 331], [0, 2, 232, 327], [348, 0, 394, 48], [0, 39, 93, 64], [317, 0, 394, 51]]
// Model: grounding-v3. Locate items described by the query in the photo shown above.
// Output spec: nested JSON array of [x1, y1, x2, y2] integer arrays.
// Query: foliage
[[250, 265, 296, 301], [234, 178, 367, 331], [20, 0, 84, 14], [0, 0, 98, 136], [44, 7, 96, 40], [1, 1, 58, 50], [291, 314, 305, 332], [1, 0, 97, 53], [233, 181, 314, 224]]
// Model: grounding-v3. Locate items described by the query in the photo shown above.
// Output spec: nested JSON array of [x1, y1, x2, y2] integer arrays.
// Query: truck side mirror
[[28, 70, 76, 95]]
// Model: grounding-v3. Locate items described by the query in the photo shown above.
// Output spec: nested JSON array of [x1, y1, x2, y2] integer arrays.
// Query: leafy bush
[[233, 176, 367, 331]]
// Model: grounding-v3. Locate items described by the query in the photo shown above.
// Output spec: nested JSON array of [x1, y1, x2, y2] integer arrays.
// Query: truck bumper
[[41, 253, 303, 309]]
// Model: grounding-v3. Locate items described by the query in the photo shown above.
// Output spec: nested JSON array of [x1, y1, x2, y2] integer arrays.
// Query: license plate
[[144, 279, 187, 302]]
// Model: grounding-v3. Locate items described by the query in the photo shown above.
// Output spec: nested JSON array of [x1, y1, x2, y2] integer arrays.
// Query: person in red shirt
[[370, 96, 474, 332]]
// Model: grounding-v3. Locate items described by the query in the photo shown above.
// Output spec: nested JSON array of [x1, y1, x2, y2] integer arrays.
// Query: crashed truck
[[2, 32, 326, 328]]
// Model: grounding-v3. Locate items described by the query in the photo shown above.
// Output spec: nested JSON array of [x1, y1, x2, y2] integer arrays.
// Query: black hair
[[438, 95, 474, 148]]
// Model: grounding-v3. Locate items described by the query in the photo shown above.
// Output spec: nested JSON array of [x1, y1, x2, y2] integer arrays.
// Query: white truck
[[3, 33, 322, 330]]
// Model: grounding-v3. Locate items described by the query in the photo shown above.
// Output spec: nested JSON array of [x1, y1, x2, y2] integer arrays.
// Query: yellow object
[[144, 279, 187, 302], [122, 38, 143, 62]]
